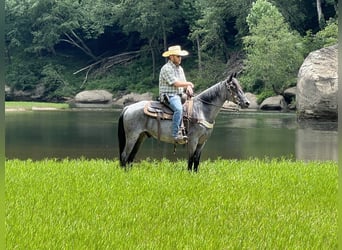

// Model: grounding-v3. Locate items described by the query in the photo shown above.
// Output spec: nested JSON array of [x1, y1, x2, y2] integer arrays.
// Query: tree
[[21, 0, 116, 59], [115, 0, 182, 79], [5, 0, 34, 63], [242, 0, 304, 94]]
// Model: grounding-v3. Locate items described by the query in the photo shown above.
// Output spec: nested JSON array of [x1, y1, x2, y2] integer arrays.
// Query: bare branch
[[73, 50, 143, 86]]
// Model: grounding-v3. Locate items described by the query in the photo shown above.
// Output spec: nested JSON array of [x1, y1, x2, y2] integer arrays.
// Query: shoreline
[[5, 107, 61, 112]]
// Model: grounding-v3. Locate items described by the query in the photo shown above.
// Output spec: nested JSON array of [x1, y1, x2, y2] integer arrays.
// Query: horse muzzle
[[239, 98, 250, 109]]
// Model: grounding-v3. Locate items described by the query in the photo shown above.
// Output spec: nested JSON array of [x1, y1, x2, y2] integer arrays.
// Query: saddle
[[144, 100, 193, 143], [143, 101, 174, 120]]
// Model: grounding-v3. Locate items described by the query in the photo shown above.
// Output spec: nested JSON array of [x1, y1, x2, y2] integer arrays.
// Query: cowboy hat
[[162, 45, 189, 57]]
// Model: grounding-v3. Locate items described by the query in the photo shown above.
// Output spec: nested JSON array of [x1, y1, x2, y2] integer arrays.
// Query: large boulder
[[296, 44, 338, 120], [73, 89, 113, 108], [260, 95, 287, 111], [113, 92, 153, 107]]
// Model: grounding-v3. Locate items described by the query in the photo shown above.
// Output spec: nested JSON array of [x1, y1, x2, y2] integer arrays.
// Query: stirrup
[[174, 130, 188, 145]]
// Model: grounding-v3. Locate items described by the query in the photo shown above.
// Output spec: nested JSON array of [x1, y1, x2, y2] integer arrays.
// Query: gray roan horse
[[118, 73, 250, 172]]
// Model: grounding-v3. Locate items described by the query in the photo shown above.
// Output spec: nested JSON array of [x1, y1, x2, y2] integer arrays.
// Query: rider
[[159, 45, 194, 144]]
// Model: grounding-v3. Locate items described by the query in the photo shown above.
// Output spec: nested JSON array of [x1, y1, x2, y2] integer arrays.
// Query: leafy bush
[[6, 61, 41, 90], [41, 64, 75, 100], [256, 89, 274, 104]]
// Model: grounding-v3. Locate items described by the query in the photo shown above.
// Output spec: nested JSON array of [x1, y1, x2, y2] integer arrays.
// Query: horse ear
[[228, 73, 233, 82]]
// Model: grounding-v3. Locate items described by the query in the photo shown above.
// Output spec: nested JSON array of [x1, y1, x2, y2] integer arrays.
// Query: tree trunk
[[316, 0, 325, 28], [149, 38, 156, 80], [196, 34, 202, 73], [162, 23, 168, 63], [5, 44, 11, 64]]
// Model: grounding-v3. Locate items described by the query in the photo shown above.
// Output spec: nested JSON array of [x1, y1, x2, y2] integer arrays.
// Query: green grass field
[[6, 158, 337, 249], [5, 101, 69, 110]]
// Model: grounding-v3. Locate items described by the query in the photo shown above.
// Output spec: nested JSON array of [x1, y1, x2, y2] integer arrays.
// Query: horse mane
[[194, 79, 227, 103]]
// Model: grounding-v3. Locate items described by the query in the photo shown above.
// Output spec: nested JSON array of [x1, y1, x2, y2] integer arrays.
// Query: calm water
[[5, 110, 337, 161]]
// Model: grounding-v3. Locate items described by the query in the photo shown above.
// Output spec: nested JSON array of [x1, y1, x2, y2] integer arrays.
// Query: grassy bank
[[5, 101, 69, 111], [6, 158, 337, 249]]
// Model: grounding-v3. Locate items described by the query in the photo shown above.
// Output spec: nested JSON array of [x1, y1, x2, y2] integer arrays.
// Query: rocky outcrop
[[113, 92, 153, 106], [260, 95, 287, 111], [72, 90, 113, 108], [296, 44, 338, 120], [5, 84, 48, 101]]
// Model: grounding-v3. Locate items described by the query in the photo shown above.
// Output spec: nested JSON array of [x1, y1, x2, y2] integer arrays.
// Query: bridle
[[196, 79, 242, 111]]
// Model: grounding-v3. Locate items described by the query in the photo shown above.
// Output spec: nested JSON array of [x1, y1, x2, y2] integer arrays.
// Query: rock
[[73, 89, 113, 108], [223, 101, 238, 110], [245, 92, 259, 109], [296, 44, 338, 120], [5, 85, 12, 100], [5, 84, 46, 101], [113, 92, 153, 107], [75, 90, 113, 103], [283, 87, 296, 101], [5, 84, 69, 102], [260, 95, 287, 111], [283, 87, 297, 110]]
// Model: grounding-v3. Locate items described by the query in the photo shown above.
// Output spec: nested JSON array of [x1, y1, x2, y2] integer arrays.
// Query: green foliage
[[41, 64, 75, 100], [6, 158, 337, 249], [5, 52, 85, 100], [315, 18, 338, 47], [4, 0, 338, 101], [302, 18, 338, 57], [6, 61, 41, 91], [187, 54, 227, 91], [256, 89, 275, 104], [242, 0, 304, 94]]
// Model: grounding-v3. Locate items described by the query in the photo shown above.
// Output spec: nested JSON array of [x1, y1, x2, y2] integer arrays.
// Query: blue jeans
[[168, 95, 183, 137]]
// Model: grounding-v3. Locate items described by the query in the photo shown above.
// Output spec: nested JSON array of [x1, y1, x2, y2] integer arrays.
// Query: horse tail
[[118, 108, 126, 166]]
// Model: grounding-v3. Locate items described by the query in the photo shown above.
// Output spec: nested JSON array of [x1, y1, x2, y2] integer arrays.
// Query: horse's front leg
[[192, 143, 205, 172], [188, 149, 202, 172], [194, 145, 203, 172], [187, 139, 204, 172], [193, 149, 203, 172], [187, 155, 194, 171], [187, 140, 196, 171]]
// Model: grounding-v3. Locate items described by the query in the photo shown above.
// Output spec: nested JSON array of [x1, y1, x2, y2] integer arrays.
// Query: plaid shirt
[[159, 60, 186, 95]]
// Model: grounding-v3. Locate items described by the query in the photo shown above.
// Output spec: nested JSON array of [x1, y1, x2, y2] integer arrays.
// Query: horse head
[[225, 73, 250, 109]]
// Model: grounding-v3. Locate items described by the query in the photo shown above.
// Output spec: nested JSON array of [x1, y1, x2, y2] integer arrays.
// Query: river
[[5, 110, 337, 161]]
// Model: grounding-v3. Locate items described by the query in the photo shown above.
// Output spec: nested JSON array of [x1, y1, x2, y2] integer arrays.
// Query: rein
[[197, 97, 240, 112], [198, 98, 240, 111], [195, 80, 241, 112], [184, 79, 241, 129]]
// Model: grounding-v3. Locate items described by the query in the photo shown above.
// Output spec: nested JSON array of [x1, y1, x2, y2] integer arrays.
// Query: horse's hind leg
[[121, 133, 146, 167], [127, 133, 146, 164]]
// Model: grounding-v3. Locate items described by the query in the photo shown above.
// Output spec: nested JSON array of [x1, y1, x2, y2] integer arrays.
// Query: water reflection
[[5, 110, 337, 161], [296, 120, 338, 161]]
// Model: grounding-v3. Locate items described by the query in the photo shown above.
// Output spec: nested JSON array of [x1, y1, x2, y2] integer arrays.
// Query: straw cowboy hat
[[162, 45, 189, 57]]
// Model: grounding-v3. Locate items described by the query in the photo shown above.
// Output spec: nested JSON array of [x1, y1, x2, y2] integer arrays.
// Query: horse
[[118, 73, 250, 172]]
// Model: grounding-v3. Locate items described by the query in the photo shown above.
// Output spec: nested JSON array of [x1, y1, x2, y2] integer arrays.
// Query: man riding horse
[[159, 45, 194, 144]]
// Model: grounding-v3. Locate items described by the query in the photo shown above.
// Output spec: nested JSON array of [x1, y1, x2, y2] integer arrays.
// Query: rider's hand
[[186, 85, 193, 96], [187, 82, 194, 88]]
